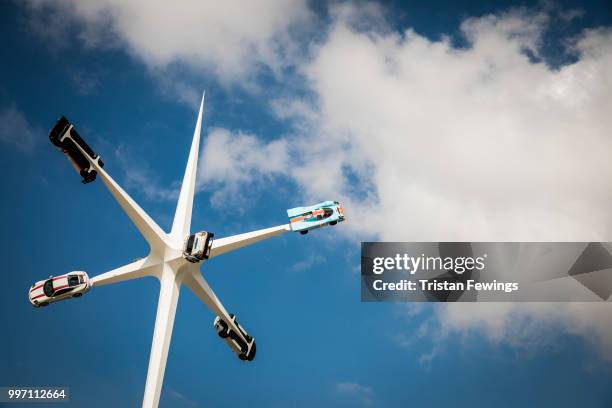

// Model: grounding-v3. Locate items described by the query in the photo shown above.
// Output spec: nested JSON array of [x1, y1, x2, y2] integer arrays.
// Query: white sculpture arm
[[183, 269, 250, 344], [70, 140, 171, 250], [170, 94, 204, 242], [209, 224, 291, 258], [91, 159, 172, 249], [91, 256, 160, 287]]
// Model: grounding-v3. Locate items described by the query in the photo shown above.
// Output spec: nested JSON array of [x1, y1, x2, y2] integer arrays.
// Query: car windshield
[[186, 235, 195, 252], [68, 275, 80, 286], [323, 208, 334, 218], [43, 280, 54, 297]]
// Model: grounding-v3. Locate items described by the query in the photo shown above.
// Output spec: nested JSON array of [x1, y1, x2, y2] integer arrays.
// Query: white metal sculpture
[[77, 93, 289, 407]]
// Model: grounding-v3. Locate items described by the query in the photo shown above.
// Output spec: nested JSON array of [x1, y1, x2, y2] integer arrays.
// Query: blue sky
[[1, 1, 612, 407]]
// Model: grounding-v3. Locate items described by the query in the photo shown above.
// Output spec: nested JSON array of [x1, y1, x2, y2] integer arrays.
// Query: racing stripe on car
[[31, 283, 44, 292], [31, 276, 67, 292], [32, 284, 69, 300]]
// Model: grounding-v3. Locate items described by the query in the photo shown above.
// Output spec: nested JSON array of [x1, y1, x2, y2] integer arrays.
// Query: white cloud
[[290, 253, 325, 272], [207, 5, 612, 360], [70, 70, 99, 95], [335, 381, 374, 406], [0, 106, 37, 151], [290, 5, 612, 361], [167, 387, 197, 408], [292, 5, 612, 242], [114, 144, 179, 202], [432, 302, 612, 361], [25, 0, 311, 84], [197, 127, 289, 208]]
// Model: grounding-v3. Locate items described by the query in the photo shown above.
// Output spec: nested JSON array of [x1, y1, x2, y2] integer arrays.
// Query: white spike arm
[[142, 263, 183, 408], [92, 160, 172, 249], [209, 224, 291, 258], [90, 256, 161, 287], [170, 93, 205, 241], [70, 140, 172, 250], [183, 269, 250, 345]]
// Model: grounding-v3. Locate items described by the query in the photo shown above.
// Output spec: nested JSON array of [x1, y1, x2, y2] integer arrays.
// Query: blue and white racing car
[[287, 201, 345, 234]]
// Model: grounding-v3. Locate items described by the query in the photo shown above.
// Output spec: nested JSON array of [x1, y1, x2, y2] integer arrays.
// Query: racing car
[[214, 314, 256, 361], [49, 115, 104, 184], [287, 200, 345, 234], [28, 271, 91, 307], [183, 231, 214, 263]]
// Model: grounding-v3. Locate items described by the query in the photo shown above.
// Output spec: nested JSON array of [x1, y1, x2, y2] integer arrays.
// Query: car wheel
[[72, 293, 83, 298], [246, 341, 257, 361], [80, 169, 90, 184], [330, 221, 337, 226], [300, 230, 308, 235], [39, 302, 49, 307]]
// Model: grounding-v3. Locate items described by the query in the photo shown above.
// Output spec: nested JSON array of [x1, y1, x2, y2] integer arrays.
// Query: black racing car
[[49, 116, 104, 183], [214, 314, 256, 362]]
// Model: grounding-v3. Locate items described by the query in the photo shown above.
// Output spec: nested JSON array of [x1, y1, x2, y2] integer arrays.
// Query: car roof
[[287, 201, 338, 216]]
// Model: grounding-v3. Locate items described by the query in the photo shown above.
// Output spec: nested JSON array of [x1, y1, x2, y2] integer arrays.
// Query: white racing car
[[183, 231, 214, 263], [28, 271, 91, 307]]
